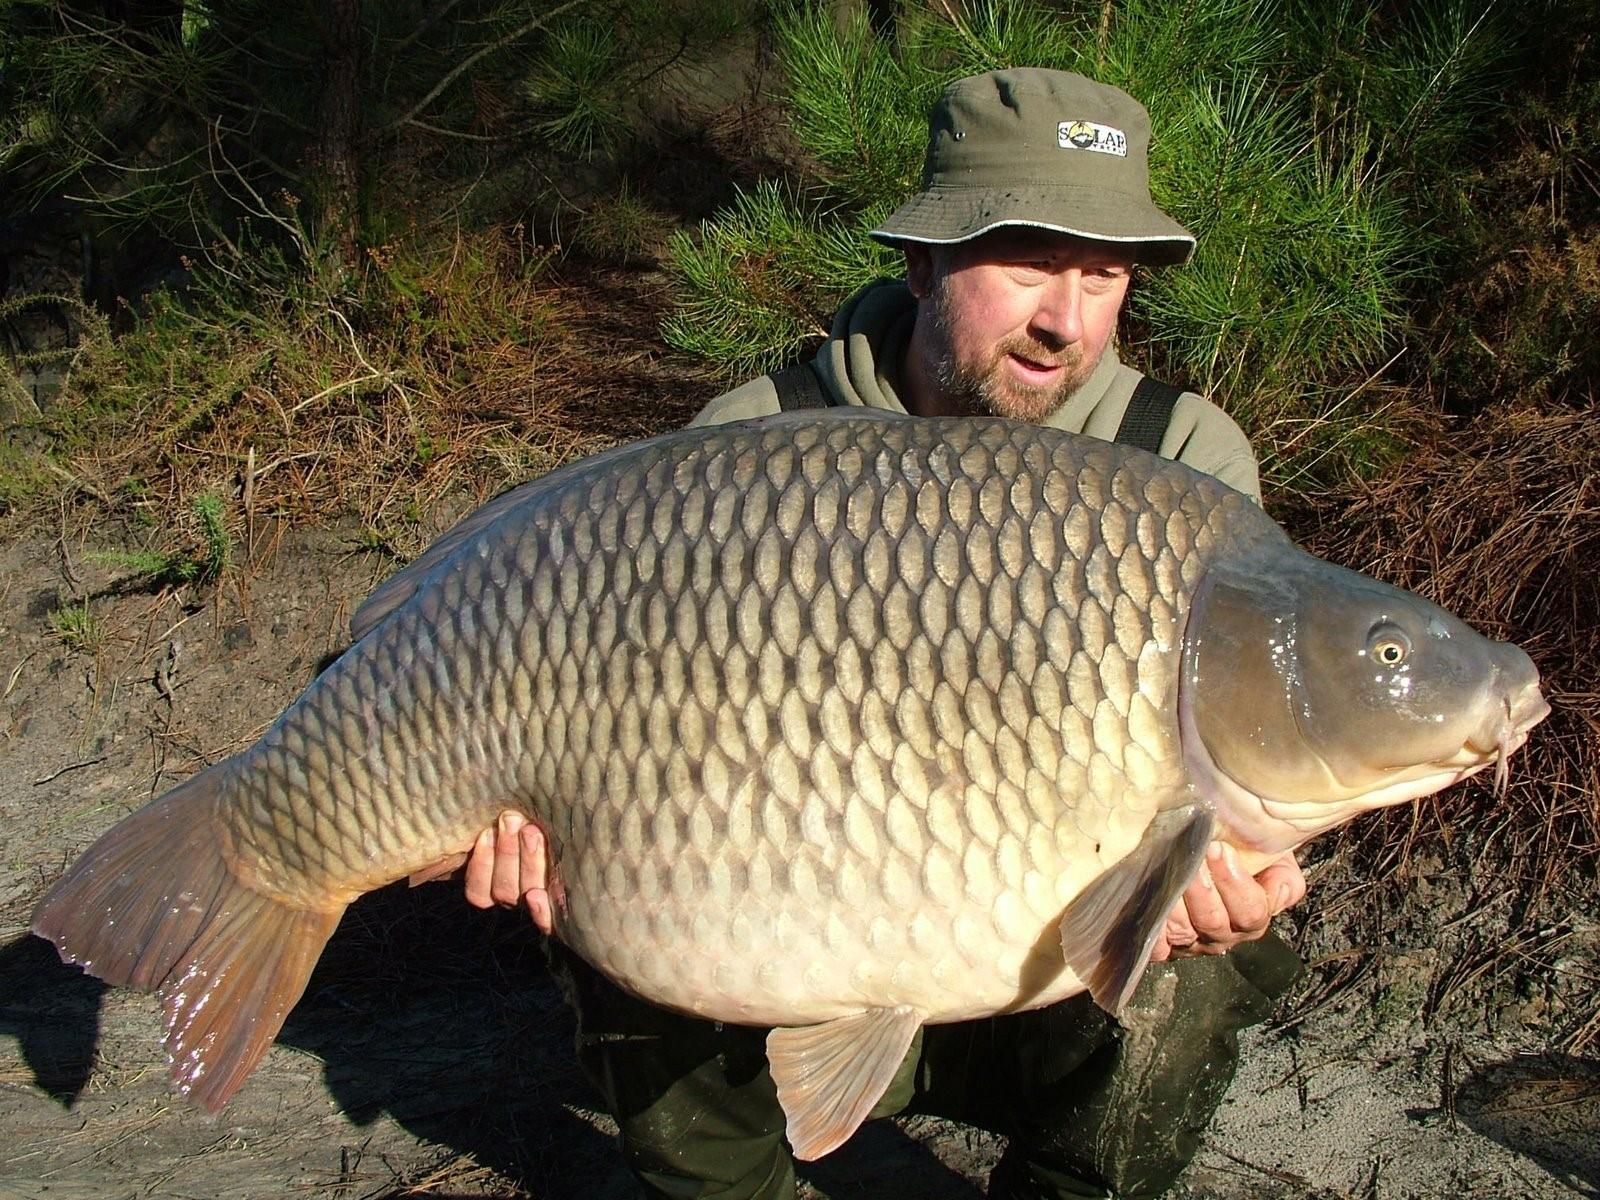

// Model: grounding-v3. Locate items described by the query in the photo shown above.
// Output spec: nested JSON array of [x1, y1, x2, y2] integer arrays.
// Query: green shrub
[[519, 0, 760, 159], [522, 20, 632, 157], [571, 182, 674, 264], [662, 180, 900, 380]]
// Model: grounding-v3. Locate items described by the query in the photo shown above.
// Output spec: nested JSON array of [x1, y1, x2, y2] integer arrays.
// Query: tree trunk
[[316, 0, 363, 270]]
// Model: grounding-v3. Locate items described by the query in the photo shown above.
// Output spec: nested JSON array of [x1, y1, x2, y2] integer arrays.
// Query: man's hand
[[1149, 844, 1305, 962], [463, 810, 555, 935]]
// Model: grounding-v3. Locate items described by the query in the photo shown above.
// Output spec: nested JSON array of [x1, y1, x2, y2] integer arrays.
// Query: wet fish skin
[[222, 414, 1268, 1024], [30, 411, 1545, 1156]]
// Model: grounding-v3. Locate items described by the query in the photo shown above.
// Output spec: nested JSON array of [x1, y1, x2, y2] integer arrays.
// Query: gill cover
[[1182, 547, 1544, 825]]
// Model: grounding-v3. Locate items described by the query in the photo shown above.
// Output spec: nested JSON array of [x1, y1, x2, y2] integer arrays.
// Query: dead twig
[[33, 755, 110, 786]]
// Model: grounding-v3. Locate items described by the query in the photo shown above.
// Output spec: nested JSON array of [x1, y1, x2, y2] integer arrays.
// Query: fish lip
[[1465, 681, 1549, 795], [1464, 724, 1533, 760]]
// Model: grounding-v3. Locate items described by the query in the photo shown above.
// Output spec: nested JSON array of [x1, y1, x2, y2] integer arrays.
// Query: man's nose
[[1029, 273, 1084, 347]]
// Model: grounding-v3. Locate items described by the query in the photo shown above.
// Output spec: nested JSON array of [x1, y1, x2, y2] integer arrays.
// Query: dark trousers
[[550, 936, 1303, 1200]]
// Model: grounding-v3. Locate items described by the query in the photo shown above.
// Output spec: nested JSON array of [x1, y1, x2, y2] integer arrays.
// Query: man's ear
[[903, 244, 935, 298]]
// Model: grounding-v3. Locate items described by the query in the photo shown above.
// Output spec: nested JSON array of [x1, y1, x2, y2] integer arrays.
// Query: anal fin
[[766, 1006, 922, 1161], [1058, 803, 1214, 1018]]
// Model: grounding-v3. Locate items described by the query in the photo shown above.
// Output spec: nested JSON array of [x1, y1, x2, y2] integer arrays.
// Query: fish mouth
[[1327, 680, 1551, 808], [1463, 682, 1551, 795]]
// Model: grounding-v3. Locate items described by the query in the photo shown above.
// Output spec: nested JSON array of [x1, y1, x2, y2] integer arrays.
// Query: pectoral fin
[[1059, 804, 1215, 1017], [766, 1006, 922, 1160]]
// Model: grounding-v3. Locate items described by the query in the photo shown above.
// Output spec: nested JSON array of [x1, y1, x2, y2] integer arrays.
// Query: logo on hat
[[1058, 120, 1127, 157]]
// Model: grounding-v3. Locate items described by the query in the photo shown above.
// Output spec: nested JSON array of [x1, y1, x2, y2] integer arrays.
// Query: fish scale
[[32, 411, 1547, 1159]]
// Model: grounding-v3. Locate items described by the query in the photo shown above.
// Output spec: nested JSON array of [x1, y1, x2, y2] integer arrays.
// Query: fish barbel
[[31, 412, 1548, 1157]]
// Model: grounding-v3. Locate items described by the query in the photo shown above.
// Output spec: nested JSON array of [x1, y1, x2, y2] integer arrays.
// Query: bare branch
[[380, 0, 592, 135]]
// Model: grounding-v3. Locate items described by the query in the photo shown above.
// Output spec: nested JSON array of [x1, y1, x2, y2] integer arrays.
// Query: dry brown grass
[[18, 230, 711, 562]]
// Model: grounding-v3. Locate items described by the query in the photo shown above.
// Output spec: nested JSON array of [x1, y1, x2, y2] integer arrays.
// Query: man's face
[[908, 230, 1135, 423]]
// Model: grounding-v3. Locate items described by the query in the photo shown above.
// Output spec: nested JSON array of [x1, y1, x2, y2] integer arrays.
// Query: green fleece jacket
[[690, 278, 1261, 504]]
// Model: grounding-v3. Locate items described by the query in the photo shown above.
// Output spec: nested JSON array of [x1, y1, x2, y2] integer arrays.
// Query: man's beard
[[925, 279, 1096, 424]]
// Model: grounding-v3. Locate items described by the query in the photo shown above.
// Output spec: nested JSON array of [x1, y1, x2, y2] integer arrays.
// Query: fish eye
[[1367, 623, 1412, 666]]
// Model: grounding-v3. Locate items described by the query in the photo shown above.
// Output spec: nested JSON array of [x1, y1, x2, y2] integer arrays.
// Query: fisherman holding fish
[[32, 64, 1549, 1200], [466, 69, 1309, 1199]]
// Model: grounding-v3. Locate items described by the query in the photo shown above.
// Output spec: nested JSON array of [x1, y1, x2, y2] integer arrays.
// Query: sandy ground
[[1, 524, 1595, 1200]]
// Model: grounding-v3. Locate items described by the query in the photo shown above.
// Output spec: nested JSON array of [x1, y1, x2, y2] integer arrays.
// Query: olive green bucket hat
[[871, 68, 1195, 266]]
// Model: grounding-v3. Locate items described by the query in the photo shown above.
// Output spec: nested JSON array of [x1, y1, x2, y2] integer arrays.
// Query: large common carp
[[32, 412, 1547, 1158]]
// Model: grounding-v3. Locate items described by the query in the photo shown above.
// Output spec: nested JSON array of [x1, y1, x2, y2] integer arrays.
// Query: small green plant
[[88, 493, 231, 587], [0, 440, 54, 513], [48, 597, 103, 655], [191, 492, 232, 581], [522, 20, 631, 157], [572, 182, 673, 264], [89, 548, 204, 586], [516, 0, 757, 159]]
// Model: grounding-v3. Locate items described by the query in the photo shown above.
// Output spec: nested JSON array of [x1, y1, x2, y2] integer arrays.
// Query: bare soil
[[2, 523, 1596, 1200]]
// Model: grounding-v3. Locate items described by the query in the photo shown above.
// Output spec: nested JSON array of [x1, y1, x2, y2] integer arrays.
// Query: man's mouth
[[1005, 352, 1065, 383]]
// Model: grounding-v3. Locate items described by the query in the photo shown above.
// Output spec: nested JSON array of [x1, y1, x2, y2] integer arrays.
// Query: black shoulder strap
[[771, 361, 833, 412], [1114, 375, 1183, 455]]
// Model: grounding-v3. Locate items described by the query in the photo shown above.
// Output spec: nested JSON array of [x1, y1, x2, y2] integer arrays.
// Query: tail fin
[[30, 761, 343, 1111]]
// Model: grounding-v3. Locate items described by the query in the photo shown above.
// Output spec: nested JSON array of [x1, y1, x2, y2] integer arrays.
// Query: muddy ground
[[2, 523, 1597, 1200]]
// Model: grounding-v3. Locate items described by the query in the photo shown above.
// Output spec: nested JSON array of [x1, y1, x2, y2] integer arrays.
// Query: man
[[463, 69, 1306, 1198]]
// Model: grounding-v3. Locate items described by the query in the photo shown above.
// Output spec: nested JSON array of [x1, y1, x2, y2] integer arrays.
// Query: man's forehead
[[947, 227, 1136, 267]]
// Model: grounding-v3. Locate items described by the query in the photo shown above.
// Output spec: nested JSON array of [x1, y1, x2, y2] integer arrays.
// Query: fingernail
[[1207, 840, 1224, 863], [1222, 844, 1239, 874], [1273, 884, 1292, 914]]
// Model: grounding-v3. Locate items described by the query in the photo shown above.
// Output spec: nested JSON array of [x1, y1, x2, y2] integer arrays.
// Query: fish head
[[1180, 550, 1550, 852]]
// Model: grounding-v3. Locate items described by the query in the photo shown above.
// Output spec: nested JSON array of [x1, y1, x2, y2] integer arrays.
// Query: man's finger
[[526, 888, 554, 936], [1180, 854, 1228, 938], [1207, 843, 1272, 938], [518, 821, 555, 935], [1257, 852, 1308, 916], [489, 811, 527, 907], [519, 821, 548, 891], [464, 828, 496, 909]]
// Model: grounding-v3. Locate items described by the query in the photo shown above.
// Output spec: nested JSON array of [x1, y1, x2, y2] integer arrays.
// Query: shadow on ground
[[0, 933, 106, 1104], [1456, 1052, 1600, 1198], [4, 883, 988, 1198]]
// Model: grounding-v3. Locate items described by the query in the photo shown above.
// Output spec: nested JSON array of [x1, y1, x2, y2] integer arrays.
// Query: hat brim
[[870, 185, 1194, 267]]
